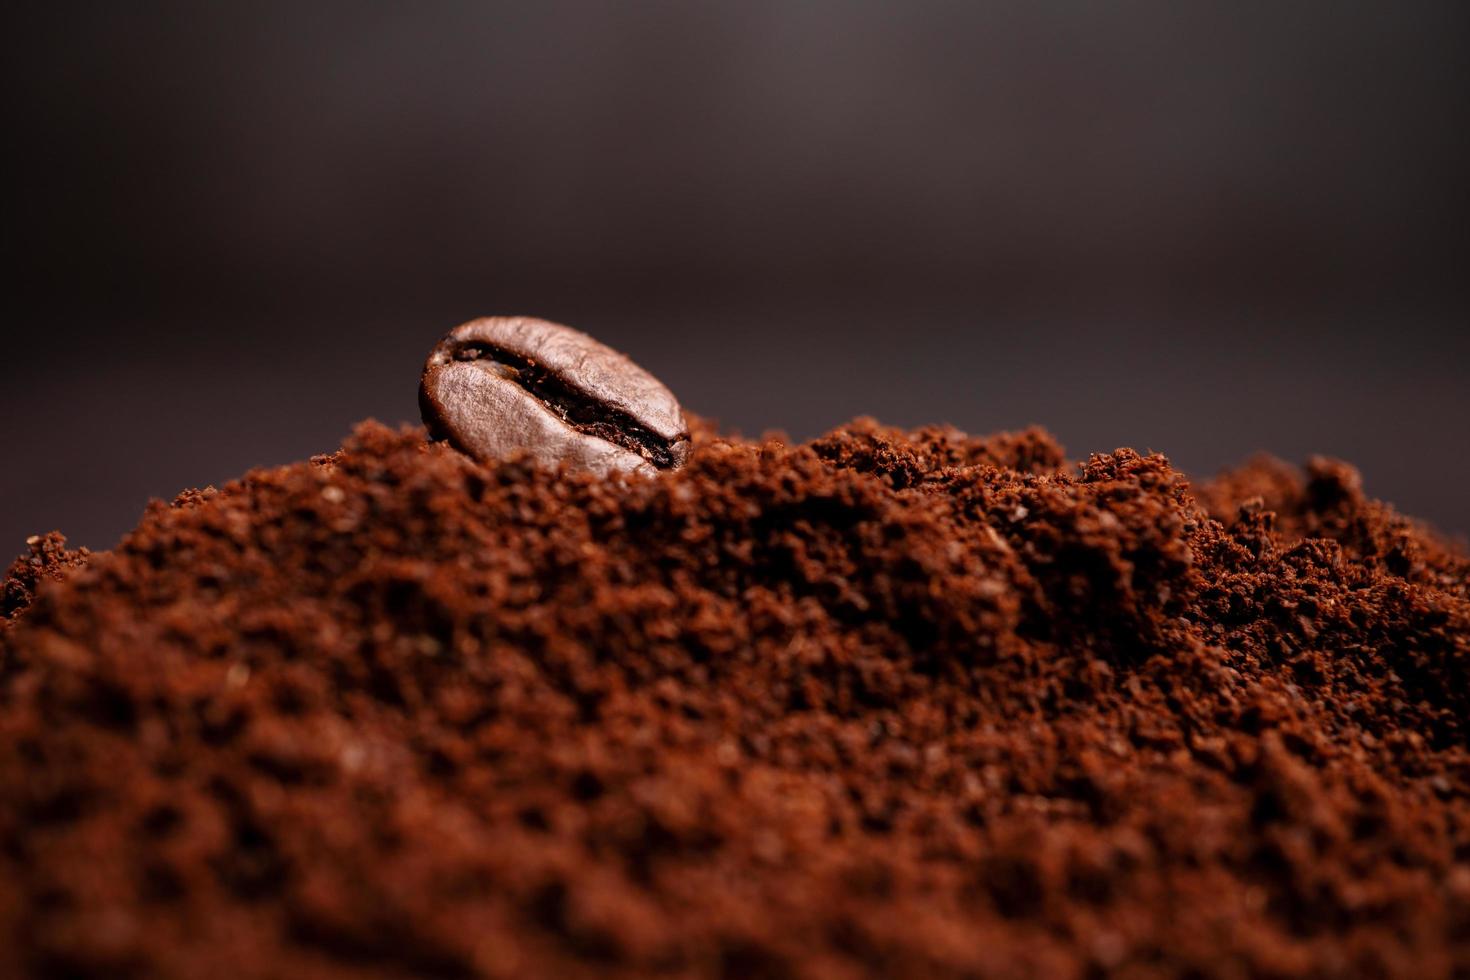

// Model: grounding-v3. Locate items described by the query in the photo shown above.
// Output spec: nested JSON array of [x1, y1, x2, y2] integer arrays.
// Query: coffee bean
[[420, 317, 691, 475]]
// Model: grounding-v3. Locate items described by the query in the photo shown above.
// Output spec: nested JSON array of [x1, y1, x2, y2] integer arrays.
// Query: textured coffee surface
[[1, 419, 1467, 978], [420, 317, 690, 475]]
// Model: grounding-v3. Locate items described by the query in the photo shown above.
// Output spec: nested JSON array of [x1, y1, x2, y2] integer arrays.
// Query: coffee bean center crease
[[449, 341, 681, 468]]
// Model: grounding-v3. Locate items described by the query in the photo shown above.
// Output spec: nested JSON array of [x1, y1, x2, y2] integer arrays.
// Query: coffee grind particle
[[1, 418, 1466, 978]]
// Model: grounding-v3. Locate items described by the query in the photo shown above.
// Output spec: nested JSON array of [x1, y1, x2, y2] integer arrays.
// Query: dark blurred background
[[4, 1, 1468, 552]]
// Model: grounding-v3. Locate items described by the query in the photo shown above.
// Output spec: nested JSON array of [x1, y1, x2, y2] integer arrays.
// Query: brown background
[[4, 1, 1468, 552]]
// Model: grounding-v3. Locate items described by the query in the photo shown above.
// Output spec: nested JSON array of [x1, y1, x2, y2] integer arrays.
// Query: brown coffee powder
[[1, 419, 1466, 978]]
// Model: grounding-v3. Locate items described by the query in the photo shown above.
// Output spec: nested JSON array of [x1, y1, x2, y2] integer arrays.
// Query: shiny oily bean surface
[[419, 317, 690, 475]]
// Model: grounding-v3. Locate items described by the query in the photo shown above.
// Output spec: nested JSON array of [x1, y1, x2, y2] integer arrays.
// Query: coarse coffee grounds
[[1, 418, 1467, 978], [2, 532, 91, 627]]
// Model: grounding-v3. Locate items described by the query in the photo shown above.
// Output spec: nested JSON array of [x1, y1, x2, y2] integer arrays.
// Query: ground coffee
[[1, 418, 1466, 978]]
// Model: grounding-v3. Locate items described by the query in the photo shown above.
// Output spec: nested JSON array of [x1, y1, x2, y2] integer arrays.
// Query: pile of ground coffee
[[1, 419, 1466, 978]]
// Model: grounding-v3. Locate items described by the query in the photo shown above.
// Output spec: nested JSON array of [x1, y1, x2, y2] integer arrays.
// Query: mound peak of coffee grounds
[[1, 419, 1466, 978]]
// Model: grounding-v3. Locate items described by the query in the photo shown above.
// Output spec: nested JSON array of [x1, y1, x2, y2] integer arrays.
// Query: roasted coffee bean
[[420, 317, 691, 475]]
